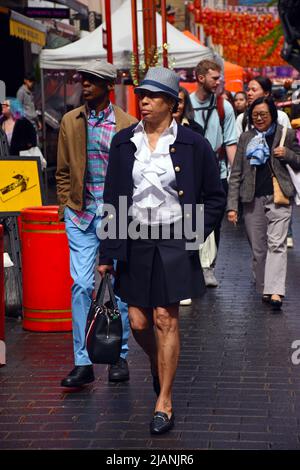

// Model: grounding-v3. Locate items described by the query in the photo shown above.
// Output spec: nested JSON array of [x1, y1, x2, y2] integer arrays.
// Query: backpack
[[193, 94, 226, 162]]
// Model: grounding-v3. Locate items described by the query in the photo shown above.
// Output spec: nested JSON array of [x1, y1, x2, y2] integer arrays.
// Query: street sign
[[23, 7, 70, 19]]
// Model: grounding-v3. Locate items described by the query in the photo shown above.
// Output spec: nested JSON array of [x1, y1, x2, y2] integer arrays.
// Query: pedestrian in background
[[0, 98, 36, 154], [173, 85, 204, 306], [16, 73, 41, 141], [190, 59, 237, 288], [233, 91, 247, 116], [221, 89, 235, 109], [97, 67, 226, 435], [227, 97, 300, 310], [236, 76, 291, 138], [56, 59, 137, 388]]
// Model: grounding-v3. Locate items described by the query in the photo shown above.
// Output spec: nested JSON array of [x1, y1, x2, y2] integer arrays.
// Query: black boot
[[108, 357, 129, 382], [61, 365, 94, 388]]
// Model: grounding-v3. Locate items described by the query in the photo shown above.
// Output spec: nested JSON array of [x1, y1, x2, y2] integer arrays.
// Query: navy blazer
[[99, 123, 226, 264]]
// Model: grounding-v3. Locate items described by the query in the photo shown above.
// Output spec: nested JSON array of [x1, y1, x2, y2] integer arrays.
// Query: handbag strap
[[280, 126, 288, 147], [268, 126, 288, 176], [95, 273, 118, 310]]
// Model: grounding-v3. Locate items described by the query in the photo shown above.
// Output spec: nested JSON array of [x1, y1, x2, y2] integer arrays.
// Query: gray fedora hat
[[77, 59, 117, 81], [134, 67, 180, 101]]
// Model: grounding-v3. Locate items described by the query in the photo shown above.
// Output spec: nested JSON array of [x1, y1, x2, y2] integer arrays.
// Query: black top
[[9, 118, 37, 155], [254, 131, 275, 197], [182, 118, 204, 136]]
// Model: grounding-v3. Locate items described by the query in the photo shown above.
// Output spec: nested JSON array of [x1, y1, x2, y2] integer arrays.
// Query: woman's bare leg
[[153, 303, 180, 417], [128, 306, 158, 375]]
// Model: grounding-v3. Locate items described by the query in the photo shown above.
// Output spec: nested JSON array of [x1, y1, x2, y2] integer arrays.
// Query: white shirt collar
[[133, 118, 178, 138]]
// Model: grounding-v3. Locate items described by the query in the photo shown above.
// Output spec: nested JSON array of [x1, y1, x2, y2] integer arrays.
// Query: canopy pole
[[40, 68, 48, 200], [142, 0, 157, 71], [161, 0, 168, 67], [104, 0, 115, 103], [105, 0, 113, 63], [131, 0, 140, 118]]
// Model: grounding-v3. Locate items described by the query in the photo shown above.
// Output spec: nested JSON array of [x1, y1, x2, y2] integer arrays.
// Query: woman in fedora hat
[[97, 66, 226, 435]]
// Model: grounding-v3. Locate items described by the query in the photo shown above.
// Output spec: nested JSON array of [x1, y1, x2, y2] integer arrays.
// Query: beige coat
[[56, 104, 137, 220]]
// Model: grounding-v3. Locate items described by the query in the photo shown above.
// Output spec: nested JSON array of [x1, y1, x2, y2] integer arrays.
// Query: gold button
[[170, 147, 176, 153], [108, 214, 114, 220], [174, 166, 180, 172], [178, 190, 184, 196]]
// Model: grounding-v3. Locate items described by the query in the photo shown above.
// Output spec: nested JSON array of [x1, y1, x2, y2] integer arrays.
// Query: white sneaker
[[287, 237, 294, 248], [203, 267, 218, 287], [180, 298, 192, 306]]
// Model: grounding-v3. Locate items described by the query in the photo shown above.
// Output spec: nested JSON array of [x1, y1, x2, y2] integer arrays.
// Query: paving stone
[[2, 209, 300, 449]]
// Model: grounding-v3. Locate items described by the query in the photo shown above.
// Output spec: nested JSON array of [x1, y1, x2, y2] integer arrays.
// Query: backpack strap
[[216, 95, 225, 131], [193, 94, 227, 165], [193, 94, 215, 136]]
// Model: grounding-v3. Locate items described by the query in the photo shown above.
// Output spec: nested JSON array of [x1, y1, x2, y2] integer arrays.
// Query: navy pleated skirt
[[114, 226, 205, 308]]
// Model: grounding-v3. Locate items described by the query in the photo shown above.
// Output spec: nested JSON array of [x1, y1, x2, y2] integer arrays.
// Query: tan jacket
[[56, 104, 137, 221]]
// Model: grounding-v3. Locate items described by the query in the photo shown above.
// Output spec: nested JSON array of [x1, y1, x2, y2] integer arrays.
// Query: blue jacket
[[99, 123, 226, 264]]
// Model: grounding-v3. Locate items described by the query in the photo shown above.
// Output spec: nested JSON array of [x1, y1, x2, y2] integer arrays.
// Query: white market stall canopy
[[40, 0, 216, 70]]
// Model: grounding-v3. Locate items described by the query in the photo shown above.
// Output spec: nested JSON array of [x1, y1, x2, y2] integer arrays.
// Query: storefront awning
[[9, 10, 47, 47]]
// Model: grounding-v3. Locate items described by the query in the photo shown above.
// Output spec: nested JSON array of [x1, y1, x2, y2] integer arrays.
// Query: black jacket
[[99, 123, 226, 264]]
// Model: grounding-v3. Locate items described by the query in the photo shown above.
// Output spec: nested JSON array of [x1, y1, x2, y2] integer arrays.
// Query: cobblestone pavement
[[1, 208, 300, 450]]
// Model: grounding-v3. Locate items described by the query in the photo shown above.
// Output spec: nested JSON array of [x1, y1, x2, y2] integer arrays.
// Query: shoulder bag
[[268, 126, 290, 206], [85, 273, 122, 364]]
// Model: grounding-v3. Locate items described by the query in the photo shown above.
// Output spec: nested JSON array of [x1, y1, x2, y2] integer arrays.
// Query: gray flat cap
[[77, 59, 117, 81], [134, 67, 180, 101]]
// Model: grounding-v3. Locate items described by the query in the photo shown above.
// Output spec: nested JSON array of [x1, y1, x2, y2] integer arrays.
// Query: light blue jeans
[[64, 208, 130, 366]]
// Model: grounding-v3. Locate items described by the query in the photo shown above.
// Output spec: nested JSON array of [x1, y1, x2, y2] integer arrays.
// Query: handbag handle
[[279, 126, 288, 147], [95, 273, 118, 311], [269, 126, 289, 176]]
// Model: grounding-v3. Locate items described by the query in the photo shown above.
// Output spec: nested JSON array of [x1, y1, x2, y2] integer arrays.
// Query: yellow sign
[[10, 18, 46, 47], [0, 158, 43, 215]]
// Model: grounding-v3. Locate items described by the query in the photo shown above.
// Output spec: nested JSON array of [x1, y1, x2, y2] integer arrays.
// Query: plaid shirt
[[69, 103, 116, 230]]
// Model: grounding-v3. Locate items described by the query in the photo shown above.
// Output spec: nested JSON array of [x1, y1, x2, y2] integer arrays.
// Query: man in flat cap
[[56, 59, 137, 388]]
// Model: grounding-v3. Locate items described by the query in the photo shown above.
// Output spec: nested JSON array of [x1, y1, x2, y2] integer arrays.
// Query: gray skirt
[[114, 230, 205, 308]]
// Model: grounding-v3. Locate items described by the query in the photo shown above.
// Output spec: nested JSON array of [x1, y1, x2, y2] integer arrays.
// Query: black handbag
[[85, 273, 122, 364]]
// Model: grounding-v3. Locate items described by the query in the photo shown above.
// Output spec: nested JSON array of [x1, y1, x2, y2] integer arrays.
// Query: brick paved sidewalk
[[1, 208, 300, 450]]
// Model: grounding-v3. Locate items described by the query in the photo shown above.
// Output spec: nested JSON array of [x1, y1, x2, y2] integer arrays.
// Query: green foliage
[[257, 1, 282, 59]]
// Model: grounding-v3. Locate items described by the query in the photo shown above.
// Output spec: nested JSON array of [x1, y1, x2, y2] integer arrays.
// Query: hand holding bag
[[85, 273, 122, 364]]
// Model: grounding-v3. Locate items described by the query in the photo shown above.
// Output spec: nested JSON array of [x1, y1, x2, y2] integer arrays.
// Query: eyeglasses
[[252, 111, 270, 120]]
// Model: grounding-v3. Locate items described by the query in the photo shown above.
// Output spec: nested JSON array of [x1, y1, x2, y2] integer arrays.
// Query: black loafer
[[152, 375, 160, 396], [61, 365, 94, 388], [150, 411, 175, 435], [108, 357, 130, 382], [262, 295, 271, 304]]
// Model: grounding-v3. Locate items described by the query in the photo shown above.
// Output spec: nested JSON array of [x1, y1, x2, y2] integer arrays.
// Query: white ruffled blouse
[[130, 119, 182, 226]]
